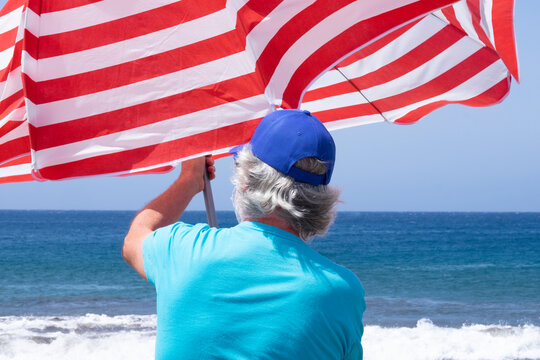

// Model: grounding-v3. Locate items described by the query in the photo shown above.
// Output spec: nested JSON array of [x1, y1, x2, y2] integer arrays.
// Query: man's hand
[[180, 156, 216, 194], [122, 155, 215, 280]]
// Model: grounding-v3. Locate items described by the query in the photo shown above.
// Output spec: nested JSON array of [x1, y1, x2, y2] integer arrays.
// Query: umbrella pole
[[203, 170, 218, 228]]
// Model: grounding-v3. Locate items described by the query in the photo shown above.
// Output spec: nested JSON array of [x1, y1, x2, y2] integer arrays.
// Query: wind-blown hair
[[231, 145, 341, 241]]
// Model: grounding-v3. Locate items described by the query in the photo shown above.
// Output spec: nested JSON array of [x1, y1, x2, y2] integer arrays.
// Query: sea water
[[1, 211, 539, 359]]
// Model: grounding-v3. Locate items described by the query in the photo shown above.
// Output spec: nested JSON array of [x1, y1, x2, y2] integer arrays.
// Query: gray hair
[[231, 145, 341, 241]]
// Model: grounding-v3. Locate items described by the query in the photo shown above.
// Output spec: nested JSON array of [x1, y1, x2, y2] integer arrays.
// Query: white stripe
[[337, 16, 446, 82], [0, 66, 23, 100], [15, 10, 25, 42], [27, 51, 255, 127], [431, 9, 450, 24], [323, 113, 384, 131], [225, 0, 251, 12], [383, 60, 508, 122], [0, 5, 23, 34], [452, 1, 481, 43], [306, 68, 347, 91], [0, 45, 14, 70], [25, 0, 184, 36], [266, 0, 421, 104], [359, 37, 480, 103], [33, 95, 272, 168], [0, 108, 26, 138], [23, 7, 237, 81], [246, 0, 316, 60], [480, 0, 495, 44], [302, 92, 367, 113], [0, 162, 30, 177]]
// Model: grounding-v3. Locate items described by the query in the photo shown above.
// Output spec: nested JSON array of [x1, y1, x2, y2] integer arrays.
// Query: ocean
[[0, 210, 539, 359]]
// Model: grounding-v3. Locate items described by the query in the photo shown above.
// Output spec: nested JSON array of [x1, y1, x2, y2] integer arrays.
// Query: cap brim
[[228, 144, 245, 155]]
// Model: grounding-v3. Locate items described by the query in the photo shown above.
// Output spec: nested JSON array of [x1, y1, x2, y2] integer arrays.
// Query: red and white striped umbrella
[[0, 0, 518, 184]]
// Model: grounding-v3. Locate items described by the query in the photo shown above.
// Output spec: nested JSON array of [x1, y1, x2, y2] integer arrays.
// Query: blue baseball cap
[[229, 109, 335, 186]]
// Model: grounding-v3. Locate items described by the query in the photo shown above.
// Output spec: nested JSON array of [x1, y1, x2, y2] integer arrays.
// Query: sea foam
[[364, 319, 540, 360], [1, 315, 539, 360], [0, 314, 155, 360]]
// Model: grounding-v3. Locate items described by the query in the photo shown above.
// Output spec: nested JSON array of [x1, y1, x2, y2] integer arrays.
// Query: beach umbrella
[[0, 0, 518, 223]]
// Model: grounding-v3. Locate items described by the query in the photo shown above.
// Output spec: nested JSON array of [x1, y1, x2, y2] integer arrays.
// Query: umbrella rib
[[334, 66, 389, 123]]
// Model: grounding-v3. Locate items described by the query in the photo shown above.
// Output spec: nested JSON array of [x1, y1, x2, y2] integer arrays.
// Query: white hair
[[231, 145, 341, 241]]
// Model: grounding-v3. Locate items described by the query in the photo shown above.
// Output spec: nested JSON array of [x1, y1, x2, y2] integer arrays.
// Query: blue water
[[1, 211, 539, 328]]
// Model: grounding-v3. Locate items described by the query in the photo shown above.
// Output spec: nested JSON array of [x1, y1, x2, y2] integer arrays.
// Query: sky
[[0, 1, 538, 212]]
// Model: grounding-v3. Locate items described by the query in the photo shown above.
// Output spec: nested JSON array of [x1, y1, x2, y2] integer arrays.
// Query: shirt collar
[[238, 221, 304, 244]]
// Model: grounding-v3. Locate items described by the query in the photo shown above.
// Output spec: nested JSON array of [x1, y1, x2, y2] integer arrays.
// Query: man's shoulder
[[144, 221, 224, 258], [291, 246, 365, 313], [318, 260, 364, 298], [162, 221, 222, 241]]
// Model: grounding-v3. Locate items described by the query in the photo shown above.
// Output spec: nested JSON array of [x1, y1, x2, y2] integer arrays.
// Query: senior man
[[123, 109, 365, 359]]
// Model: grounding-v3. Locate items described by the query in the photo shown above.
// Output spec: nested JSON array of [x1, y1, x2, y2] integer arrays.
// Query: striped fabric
[[0, 0, 30, 183], [302, 0, 519, 130], [0, 0, 518, 183]]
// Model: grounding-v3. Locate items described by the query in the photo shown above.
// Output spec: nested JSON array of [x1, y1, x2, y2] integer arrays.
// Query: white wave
[[0, 314, 156, 360], [364, 319, 540, 360], [1, 316, 539, 360]]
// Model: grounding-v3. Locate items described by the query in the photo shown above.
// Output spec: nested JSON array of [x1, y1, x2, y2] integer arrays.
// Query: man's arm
[[122, 156, 215, 280]]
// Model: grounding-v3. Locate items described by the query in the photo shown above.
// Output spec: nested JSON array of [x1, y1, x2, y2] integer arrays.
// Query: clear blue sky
[[0, 1, 538, 211]]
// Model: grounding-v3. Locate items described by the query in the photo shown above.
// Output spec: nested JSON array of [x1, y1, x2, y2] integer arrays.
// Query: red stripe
[[0, 135, 29, 164], [311, 102, 379, 123], [35, 118, 264, 180], [28, 0, 226, 59], [31, 168, 47, 181], [466, 0, 495, 49], [237, 0, 281, 34], [0, 27, 18, 53], [255, 0, 355, 88], [0, 91, 24, 120], [304, 24, 464, 103], [24, 0, 276, 104], [28, 0, 103, 14], [0, 0, 25, 16], [282, 0, 457, 109], [303, 80, 356, 103], [336, 19, 420, 68], [373, 48, 499, 112], [492, 0, 518, 81], [212, 153, 229, 161], [0, 153, 30, 166], [30, 72, 264, 151], [0, 173, 34, 184], [394, 77, 509, 124], [441, 6, 466, 34], [21, 27, 37, 66], [0, 119, 23, 138]]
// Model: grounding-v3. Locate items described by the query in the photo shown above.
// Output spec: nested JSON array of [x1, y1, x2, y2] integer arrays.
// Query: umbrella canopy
[[0, 0, 518, 184]]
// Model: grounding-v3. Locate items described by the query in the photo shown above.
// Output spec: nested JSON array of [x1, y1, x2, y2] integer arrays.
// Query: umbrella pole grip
[[203, 170, 218, 228]]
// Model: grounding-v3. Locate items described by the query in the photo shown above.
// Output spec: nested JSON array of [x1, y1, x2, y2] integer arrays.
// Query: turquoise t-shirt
[[143, 221, 365, 360]]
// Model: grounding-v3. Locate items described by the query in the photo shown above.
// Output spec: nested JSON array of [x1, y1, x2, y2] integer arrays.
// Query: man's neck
[[244, 214, 300, 239]]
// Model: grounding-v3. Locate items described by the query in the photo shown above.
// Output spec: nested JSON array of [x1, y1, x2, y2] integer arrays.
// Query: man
[[123, 109, 365, 359]]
